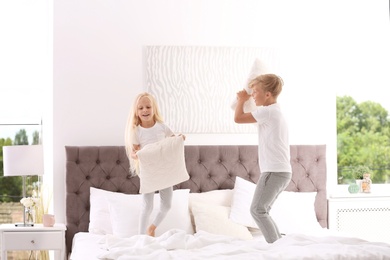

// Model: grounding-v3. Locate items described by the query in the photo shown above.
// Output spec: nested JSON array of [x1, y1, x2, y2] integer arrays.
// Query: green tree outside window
[[337, 96, 390, 184]]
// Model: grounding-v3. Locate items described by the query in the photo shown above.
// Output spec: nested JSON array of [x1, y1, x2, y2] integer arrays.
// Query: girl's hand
[[131, 145, 140, 159], [178, 134, 186, 141], [131, 150, 138, 160]]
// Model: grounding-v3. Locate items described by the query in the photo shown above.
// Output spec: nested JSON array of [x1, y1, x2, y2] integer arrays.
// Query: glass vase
[[25, 207, 35, 225]]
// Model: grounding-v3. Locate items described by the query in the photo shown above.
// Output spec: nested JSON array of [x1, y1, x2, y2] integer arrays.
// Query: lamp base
[[14, 223, 34, 227]]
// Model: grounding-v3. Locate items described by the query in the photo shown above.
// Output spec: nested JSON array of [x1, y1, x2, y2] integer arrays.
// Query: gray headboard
[[65, 144, 326, 254]]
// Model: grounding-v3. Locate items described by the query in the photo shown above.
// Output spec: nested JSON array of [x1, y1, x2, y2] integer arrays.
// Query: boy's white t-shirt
[[133, 122, 174, 148], [251, 103, 292, 173]]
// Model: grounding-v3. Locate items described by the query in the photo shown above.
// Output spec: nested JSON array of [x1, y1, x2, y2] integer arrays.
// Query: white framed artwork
[[145, 46, 281, 134]]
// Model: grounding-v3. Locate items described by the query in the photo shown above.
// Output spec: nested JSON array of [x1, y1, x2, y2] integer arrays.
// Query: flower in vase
[[21, 197, 40, 224], [20, 197, 40, 208]]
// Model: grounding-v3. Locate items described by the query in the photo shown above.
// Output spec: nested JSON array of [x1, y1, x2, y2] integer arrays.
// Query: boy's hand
[[236, 89, 250, 102]]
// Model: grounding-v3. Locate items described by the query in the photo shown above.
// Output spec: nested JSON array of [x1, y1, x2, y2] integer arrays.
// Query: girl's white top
[[251, 103, 292, 173], [133, 122, 174, 148]]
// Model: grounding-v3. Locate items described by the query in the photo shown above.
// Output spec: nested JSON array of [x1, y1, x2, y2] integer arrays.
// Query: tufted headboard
[[65, 144, 326, 255]]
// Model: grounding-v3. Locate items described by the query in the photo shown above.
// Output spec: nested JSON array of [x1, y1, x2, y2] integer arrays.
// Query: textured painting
[[145, 46, 280, 133]]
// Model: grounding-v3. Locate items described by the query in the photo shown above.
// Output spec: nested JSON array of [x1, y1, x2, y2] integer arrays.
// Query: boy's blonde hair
[[249, 74, 284, 99], [124, 92, 164, 175]]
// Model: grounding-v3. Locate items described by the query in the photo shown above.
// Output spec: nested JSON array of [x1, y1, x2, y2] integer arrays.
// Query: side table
[[0, 223, 66, 260]]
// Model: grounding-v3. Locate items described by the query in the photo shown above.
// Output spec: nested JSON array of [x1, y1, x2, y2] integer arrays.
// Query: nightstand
[[328, 193, 390, 244], [0, 223, 66, 260]]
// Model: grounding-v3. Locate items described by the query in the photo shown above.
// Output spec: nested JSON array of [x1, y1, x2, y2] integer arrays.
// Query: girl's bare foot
[[147, 224, 156, 237]]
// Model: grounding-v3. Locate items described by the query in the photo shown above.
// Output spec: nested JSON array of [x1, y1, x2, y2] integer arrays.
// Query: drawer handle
[[31, 240, 35, 244]]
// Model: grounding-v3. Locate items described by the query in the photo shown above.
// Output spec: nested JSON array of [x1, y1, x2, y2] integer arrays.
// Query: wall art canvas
[[145, 46, 281, 133]]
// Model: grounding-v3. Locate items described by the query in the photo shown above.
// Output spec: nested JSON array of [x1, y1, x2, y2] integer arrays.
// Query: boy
[[234, 74, 292, 243]]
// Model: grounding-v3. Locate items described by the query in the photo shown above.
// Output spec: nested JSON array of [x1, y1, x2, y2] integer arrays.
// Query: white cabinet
[[0, 223, 66, 260], [328, 194, 390, 244]]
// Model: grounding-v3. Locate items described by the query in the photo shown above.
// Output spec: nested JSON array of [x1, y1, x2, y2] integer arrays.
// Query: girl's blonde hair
[[124, 92, 164, 175], [249, 74, 284, 99]]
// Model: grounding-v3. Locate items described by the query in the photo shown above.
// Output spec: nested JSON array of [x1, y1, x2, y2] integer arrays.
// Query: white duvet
[[82, 229, 390, 260]]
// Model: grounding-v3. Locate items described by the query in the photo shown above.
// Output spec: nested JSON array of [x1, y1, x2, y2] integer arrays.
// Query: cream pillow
[[191, 201, 253, 240], [137, 136, 189, 194], [108, 189, 193, 237], [189, 189, 233, 207], [229, 177, 321, 234], [189, 189, 233, 232]]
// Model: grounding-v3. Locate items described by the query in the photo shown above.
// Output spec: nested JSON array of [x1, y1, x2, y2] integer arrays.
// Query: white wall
[[53, 0, 388, 222]]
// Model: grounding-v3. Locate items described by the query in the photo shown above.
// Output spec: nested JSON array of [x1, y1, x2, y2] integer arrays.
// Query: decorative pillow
[[89, 187, 117, 234], [108, 189, 193, 237], [137, 136, 189, 194], [229, 177, 321, 234], [189, 189, 233, 207], [189, 189, 233, 232], [191, 201, 253, 240]]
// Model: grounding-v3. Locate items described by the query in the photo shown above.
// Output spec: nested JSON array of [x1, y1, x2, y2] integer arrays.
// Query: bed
[[65, 144, 390, 260]]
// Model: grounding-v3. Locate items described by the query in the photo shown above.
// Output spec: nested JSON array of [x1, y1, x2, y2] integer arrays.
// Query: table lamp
[[3, 145, 44, 227]]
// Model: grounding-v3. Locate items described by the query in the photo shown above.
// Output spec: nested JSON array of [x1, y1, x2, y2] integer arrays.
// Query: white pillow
[[191, 201, 253, 240], [272, 191, 320, 234], [229, 177, 321, 234], [229, 177, 258, 229], [108, 189, 193, 237], [230, 58, 263, 112], [89, 187, 117, 234]]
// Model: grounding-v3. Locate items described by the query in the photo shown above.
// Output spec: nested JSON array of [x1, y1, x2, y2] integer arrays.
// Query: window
[[0, 121, 45, 259], [337, 96, 390, 184], [333, 2, 390, 186], [0, 120, 43, 222]]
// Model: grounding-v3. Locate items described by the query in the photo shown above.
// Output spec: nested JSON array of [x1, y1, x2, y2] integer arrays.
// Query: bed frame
[[65, 144, 327, 255]]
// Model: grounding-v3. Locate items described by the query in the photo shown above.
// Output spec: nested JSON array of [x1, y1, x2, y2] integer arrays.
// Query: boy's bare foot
[[147, 224, 156, 237]]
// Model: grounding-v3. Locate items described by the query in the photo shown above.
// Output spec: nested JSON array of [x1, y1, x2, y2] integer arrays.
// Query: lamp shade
[[3, 145, 44, 176]]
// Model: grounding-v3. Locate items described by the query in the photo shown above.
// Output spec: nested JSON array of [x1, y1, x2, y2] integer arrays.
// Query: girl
[[234, 74, 292, 243], [125, 92, 184, 237]]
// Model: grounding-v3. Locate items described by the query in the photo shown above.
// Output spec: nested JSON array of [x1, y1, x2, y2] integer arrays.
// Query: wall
[[54, 0, 381, 222]]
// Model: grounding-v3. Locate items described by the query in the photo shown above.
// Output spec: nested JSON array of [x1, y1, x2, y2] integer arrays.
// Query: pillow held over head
[[230, 58, 264, 112]]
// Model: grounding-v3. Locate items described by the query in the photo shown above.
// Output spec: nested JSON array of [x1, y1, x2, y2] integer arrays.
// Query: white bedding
[[70, 229, 390, 260], [76, 183, 390, 260]]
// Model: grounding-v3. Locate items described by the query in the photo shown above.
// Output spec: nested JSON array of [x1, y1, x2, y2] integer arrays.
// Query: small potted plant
[[353, 165, 370, 180], [352, 165, 371, 193]]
